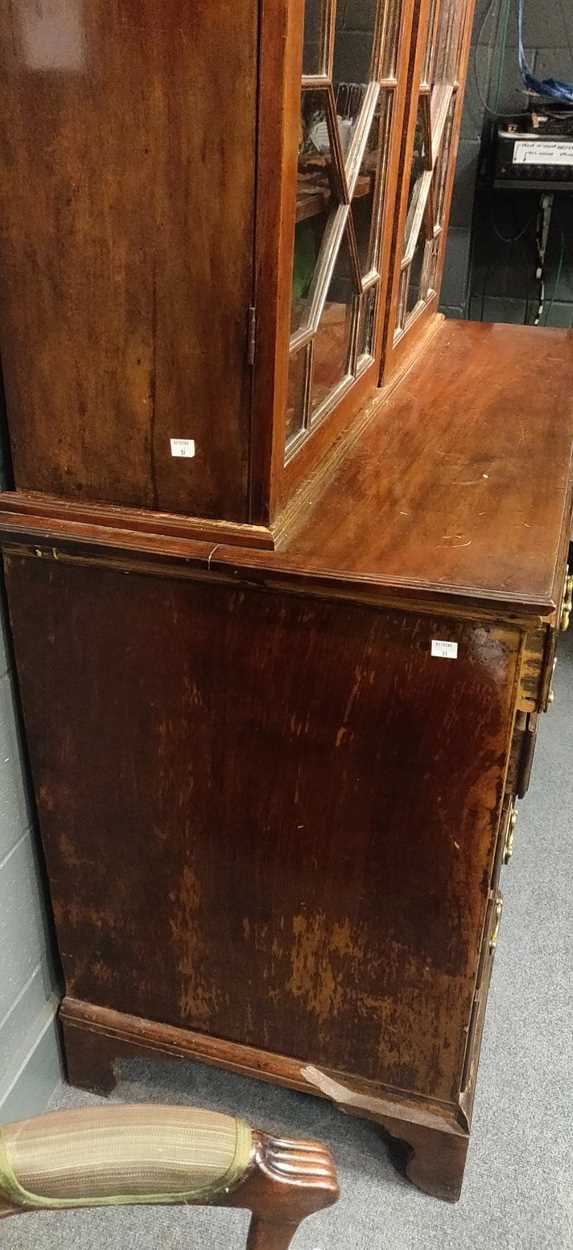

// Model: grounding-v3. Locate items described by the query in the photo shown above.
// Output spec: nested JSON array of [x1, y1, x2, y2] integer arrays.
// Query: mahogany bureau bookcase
[[0, 0, 572, 1204]]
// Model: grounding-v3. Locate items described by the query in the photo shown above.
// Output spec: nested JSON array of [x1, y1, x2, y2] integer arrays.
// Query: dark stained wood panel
[[0, 1, 257, 520], [275, 321, 573, 608], [6, 552, 520, 1104]]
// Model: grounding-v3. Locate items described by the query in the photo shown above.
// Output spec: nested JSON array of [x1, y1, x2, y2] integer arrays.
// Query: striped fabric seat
[[0, 1105, 253, 1213]]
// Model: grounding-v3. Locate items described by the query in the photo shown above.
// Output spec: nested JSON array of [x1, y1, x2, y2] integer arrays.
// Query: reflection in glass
[[434, 102, 455, 227], [352, 96, 389, 276], [432, 0, 465, 86], [424, 236, 441, 311], [423, 0, 439, 84], [334, 0, 378, 84], [357, 286, 377, 361], [402, 95, 431, 280], [291, 211, 329, 333], [286, 347, 309, 444], [382, 0, 403, 78], [303, 0, 326, 77], [407, 98, 430, 217], [311, 233, 356, 416], [406, 232, 430, 316], [333, 0, 379, 151], [291, 90, 336, 334]]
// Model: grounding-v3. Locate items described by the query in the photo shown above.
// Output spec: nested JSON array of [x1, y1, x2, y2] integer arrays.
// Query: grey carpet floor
[[3, 630, 573, 1250]]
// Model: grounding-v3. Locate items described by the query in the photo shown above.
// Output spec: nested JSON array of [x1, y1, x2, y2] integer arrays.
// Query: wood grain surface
[[6, 552, 520, 1106], [0, 1, 257, 520], [0, 322, 570, 617], [274, 320, 573, 608]]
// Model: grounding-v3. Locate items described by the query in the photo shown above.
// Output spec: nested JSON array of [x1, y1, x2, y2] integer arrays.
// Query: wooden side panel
[[6, 554, 520, 1104], [0, 1, 257, 521]]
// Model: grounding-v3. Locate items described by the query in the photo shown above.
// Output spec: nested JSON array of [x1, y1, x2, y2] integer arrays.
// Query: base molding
[[60, 997, 470, 1202], [0, 491, 276, 553]]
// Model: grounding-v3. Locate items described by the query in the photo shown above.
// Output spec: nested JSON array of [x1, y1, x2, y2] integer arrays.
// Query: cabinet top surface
[[258, 319, 573, 613], [2, 321, 572, 617]]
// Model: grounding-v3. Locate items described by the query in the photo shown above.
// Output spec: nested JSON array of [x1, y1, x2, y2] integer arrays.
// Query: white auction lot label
[[170, 438, 196, 458], [513, 139, 573, 166], [431, 640, 459, 660]]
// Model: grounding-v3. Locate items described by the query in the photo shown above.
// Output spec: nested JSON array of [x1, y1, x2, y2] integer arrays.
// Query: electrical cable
[[518, 0, 573, 103], [493, 0, 512, 110], [533, 193, 554, 325], [471, 0, 530, 119], [543, 219, 566, 326], [491, 207, 536, 245]]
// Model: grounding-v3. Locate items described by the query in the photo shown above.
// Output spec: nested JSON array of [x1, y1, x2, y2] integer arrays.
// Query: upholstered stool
[[0, 1104, 339, 1248]]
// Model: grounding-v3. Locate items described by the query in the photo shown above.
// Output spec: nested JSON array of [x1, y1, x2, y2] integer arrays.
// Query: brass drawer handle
[[503, 805, 518, 865], [489, 898, 503, 953], [547, 658, 557, 709], [560, 570, 573, 632]]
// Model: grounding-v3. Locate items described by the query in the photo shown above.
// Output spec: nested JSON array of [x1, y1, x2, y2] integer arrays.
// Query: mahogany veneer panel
[[277, 321, 573, 608], [7, 553, 520, 1106], [0, 2, 257, 520]]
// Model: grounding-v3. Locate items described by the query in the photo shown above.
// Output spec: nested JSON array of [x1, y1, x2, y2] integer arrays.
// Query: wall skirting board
[[0, 993, 62, 1121], [0, 570, 62, 1122]]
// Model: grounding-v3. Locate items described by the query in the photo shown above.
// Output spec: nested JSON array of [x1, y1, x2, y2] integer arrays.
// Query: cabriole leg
[[247, 1216, 299, 1250]]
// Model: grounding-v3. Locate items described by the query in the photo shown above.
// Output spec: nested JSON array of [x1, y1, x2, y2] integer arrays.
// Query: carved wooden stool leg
[[247, 1216, 299, 1250], [232, 1132, 339, 1248]]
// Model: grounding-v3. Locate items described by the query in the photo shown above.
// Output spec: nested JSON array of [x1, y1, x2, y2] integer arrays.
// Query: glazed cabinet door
[[0, 1, 258, 521], [252, 0, 417, 523], [383, 0, 475, 376]]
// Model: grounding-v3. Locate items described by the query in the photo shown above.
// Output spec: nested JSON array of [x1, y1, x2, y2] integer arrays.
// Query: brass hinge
[[247, 306, 257, 366]]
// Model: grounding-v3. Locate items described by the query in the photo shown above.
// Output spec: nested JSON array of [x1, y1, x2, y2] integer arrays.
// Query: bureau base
[[60, 998, 470, 1203]]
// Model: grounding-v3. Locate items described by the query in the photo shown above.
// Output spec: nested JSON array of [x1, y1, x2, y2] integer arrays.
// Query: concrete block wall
[[0, 428, 62, 1120], [441, 0, 573, 324]]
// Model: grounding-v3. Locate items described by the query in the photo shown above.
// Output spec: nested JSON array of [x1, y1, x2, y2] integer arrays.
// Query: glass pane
[[382, 0, 403, 78], [303, 0, 327, 77], [292, 90, 336, 334], [403, 96, 431, 258], [286, 347, 309, 444], [431, 0, 465, 87], [423, 0, 439, 84], [310, 232, 357, 416], [352, 94, 390, 276], [396, 266, 409, 332], [408, 98, 430, 208], [434, 101, 455, 228], [292, 211, 330, 333], [333, 0, 380, 150], [425, 235, 442, 303], [406, 233, 431, 316], [357, 285, 377, 360]]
